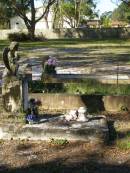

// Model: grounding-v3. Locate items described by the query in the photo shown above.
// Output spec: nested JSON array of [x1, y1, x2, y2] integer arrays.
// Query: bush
[[50, 138, 69, 146], [8, 32, 46, 42], [29, 81, 65, 93], [8, 32, 30, 41]]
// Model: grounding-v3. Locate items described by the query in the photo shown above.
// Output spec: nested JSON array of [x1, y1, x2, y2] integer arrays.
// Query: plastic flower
[[47, 56, 58, 66]]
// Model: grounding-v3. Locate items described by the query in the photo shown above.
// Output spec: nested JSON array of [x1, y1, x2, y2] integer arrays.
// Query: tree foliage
[[100, 11, 112, 27], [0, 2, 15, 29], [112, 1, 130, 22], [112, 0, 130, 5], [53, 0, 97, 28], [0, 0, 56, 39]]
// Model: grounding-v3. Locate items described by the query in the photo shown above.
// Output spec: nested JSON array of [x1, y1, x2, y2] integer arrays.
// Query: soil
[[0, 112, 130, 173], [0, 139, 130, 173]]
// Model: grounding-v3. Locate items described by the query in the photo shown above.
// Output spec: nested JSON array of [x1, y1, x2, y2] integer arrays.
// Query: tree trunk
[[45, 17, 49, 29], [27, 24, 35, 40], [29, 0, 36, 40]]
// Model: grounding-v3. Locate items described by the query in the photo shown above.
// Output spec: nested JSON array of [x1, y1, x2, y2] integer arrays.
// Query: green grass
[[0, 38, 130, 59], [0, 38, 129, 57], [19, 38, 130, 49], [29, 80, 130, 95], [0, 38, 130, 51], [50, 138, 69, 146], [116, 138, 130, 150]]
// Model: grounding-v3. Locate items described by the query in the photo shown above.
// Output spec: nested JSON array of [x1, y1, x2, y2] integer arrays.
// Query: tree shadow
[[117, 130, 130, 140], [81, 95, 105, 113], [107, 120, 117, 144], [3, 153, 130, 173]]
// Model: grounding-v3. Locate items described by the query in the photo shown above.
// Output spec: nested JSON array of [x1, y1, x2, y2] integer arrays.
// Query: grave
[[0, 114, 109, 143], [0, 42, 109, 143]]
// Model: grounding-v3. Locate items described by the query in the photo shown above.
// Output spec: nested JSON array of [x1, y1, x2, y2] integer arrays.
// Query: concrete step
[[0, 115, 109, 143]]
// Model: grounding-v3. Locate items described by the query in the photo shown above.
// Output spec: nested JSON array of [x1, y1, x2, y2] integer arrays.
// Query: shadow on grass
[[117, 130, 130, 140]]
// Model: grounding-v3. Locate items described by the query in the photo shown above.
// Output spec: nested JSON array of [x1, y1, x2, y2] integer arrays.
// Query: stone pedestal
[[2, 74, 22, 112], [2, 66, 30, 113], [2, 74, 29, 113]]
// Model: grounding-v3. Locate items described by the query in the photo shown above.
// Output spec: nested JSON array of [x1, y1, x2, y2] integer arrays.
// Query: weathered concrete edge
[[29, 94, 130, 113], [0, 123, 109, 143]]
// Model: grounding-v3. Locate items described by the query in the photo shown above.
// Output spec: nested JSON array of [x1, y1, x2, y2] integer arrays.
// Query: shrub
[[8, 32, 46, 42], [8, 32, 30, 41], [28, 81, 64, 93]]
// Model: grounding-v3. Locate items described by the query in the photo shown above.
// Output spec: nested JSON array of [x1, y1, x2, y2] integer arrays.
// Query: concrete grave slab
[[0, 115, 109, 143]]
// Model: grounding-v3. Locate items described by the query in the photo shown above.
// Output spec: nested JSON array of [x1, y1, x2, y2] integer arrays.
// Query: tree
[[53, 0, 97, 28], [0, 2, 14, 29], [111, 0, 130, 7], [1, 0, 56, 39], [112, 1, 130, 23], [100, 11, 112, 27]]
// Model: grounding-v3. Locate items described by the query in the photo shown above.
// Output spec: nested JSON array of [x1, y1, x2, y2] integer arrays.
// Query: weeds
[[116, 139, 130, 150], [50, 138, 69, 146], [29, 80, 130, 95]]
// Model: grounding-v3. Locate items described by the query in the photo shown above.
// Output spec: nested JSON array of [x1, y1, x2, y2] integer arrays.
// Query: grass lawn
[[0, 38, 130, 65], [0, 38, 130, 52], [0, 38, 130, 94], [0, 38, 130, 64], [0, 38, 130, 49]]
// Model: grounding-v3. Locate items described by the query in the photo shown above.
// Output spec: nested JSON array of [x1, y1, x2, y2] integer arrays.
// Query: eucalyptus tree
[[112, 0, 130, 5], [53, 0, 97, 28], [112, 0, 130, 23], [1, 0, 56, 39], [100, 11, 112, 27]]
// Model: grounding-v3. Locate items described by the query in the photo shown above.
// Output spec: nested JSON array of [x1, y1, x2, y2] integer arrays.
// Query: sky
[[96, 0, 118, 16]]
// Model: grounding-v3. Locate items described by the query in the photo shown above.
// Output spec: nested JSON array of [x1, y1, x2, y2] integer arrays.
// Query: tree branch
[[36, 0, 56, 23], [10, 1, 31, 25]]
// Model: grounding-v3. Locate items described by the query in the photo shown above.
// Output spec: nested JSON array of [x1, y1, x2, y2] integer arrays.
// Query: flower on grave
[[25, 98, 40, 124], [47, 56, 57, 66], [27, 114, 34, 121], [43, 56, 57, 75]]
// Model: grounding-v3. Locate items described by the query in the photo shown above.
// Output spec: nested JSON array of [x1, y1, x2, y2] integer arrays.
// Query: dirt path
[[0, 140, 130, 173]]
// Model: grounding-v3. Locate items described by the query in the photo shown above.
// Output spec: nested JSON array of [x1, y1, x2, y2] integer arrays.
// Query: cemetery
[[0, 41, 129, 144], [1, 0, 130, 172], [0, 42, 109, 143], [0, 41, 130, 173]]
